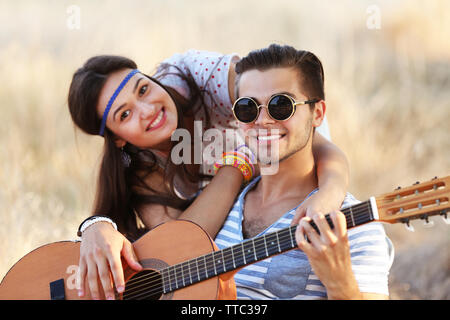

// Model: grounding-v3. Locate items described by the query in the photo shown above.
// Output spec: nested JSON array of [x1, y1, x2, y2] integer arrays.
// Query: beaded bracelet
[[77, 215, 118, 237], [213, 150, 255, 183], [234, 144, 256, 163]]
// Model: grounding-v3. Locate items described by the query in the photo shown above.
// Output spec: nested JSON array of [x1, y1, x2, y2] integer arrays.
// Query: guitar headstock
[[374, 176, 450, 229]]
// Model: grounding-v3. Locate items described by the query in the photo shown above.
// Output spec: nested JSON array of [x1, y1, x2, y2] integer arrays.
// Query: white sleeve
[[154, 49, 238, 118], [348, 223, 393, 296], [341, 194, 393, 297]]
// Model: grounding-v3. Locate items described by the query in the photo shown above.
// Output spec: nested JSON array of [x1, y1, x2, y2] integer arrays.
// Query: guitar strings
[[123, 202, 447, 299], [121, 203, 374, 299], [125, 208, 443, 300], [123, 228, 370, 299], [124, 200, 372, 289], [123, 222, 347, 299], [121, 205, 374, 300]]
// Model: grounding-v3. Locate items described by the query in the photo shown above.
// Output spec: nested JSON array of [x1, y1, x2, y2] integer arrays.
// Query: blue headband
[[99, 69, 140, 136]]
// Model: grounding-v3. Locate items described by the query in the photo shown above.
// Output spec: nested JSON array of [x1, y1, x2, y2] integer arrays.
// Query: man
[[215, 44, 392, 299]]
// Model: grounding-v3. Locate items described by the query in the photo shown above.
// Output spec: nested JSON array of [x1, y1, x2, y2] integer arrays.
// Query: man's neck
[[240, 146, 317, 239], [253, 148, 318, 208]]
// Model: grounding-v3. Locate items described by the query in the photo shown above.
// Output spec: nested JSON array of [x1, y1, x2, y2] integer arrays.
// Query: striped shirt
[[215, 176, 394, 299]]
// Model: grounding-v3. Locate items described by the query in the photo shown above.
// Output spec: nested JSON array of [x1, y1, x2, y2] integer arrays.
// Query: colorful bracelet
[[213, 150, 255, 183], [234, 144, 256, 163]]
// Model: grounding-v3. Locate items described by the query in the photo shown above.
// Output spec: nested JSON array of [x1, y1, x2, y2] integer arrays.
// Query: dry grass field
[[0, 0, 449, 299]]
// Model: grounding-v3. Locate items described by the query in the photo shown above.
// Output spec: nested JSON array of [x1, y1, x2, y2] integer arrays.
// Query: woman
[[68, 48, 349, 300]]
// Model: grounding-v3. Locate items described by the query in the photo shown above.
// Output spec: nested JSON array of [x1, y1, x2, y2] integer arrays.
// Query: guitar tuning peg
[[395, 186, 401, 190], [413, 181, 420, 185], [421, 215, 434, 228], [404, 220, 415, 232], [441, 212, 450, 225]]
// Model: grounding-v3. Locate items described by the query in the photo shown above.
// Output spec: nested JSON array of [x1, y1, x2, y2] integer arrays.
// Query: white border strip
[[369, 196, 379, 220]]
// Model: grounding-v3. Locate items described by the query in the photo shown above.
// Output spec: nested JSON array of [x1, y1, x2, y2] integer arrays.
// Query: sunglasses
[[232, 94, 320, 124]]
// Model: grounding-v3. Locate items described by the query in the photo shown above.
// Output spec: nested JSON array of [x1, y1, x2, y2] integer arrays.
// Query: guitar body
[[0, 220, 237, 300], [0, 240, 83, 300]]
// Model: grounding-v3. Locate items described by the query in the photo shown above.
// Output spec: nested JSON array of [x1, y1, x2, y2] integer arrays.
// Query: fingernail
[[78, 290, 84, 297], [117, 286, 124, 293]]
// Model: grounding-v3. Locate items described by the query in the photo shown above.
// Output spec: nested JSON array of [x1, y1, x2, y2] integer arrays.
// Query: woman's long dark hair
[[68, 55, 212, 240]]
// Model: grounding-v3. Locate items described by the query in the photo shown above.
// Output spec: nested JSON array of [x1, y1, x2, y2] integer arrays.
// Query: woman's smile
[[146, 107, 166, 132]]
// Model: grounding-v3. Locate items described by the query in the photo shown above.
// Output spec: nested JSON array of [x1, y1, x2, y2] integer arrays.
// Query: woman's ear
[[312, 100, 326, 128], [114, 136, 127, 148]]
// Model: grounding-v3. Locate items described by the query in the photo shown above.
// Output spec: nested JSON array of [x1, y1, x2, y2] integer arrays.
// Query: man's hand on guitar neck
[[295, 211, 388, 300], [77, 222, 143, 300]]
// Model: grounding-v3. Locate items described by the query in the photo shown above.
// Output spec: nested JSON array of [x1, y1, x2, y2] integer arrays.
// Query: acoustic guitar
[[0, 176, 449, 300]]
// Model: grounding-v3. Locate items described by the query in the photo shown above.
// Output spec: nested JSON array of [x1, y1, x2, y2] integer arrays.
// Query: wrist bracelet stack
[[213, 147, 255, 184], [77, 215, 118, 237]]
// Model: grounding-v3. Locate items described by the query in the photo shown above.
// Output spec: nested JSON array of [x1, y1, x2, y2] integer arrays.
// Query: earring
[[121, 147, 131, 167]]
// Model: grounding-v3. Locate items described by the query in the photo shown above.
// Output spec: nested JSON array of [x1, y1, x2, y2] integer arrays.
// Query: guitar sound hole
[[122, 269, 163, 300]]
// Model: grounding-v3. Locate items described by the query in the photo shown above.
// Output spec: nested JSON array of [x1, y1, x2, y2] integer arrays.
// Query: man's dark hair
[[235, 44, 325, 104]]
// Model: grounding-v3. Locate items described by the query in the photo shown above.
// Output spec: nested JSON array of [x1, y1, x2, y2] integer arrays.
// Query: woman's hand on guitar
[[77, 222, 143, 300]]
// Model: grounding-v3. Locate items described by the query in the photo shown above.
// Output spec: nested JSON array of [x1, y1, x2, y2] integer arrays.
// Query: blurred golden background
[[0, 0, 449, 299]]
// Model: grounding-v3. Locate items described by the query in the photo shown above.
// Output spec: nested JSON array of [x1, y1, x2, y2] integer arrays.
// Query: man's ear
[[312, 100, 326, 128]]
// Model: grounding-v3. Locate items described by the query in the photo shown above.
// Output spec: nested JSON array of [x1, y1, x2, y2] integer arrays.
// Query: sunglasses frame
[[232, 93, 320, 124]]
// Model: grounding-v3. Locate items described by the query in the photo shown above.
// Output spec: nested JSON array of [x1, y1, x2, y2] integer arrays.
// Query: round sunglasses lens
[[268, 95, 294, 120], [234, 98, 258, 123]]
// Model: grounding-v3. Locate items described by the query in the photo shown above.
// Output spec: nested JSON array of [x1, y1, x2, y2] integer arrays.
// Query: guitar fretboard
[[160, 199, 375, 293]]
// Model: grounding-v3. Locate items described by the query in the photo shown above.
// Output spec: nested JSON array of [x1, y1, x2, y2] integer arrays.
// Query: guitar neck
[[160, 198, 377, 294]]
